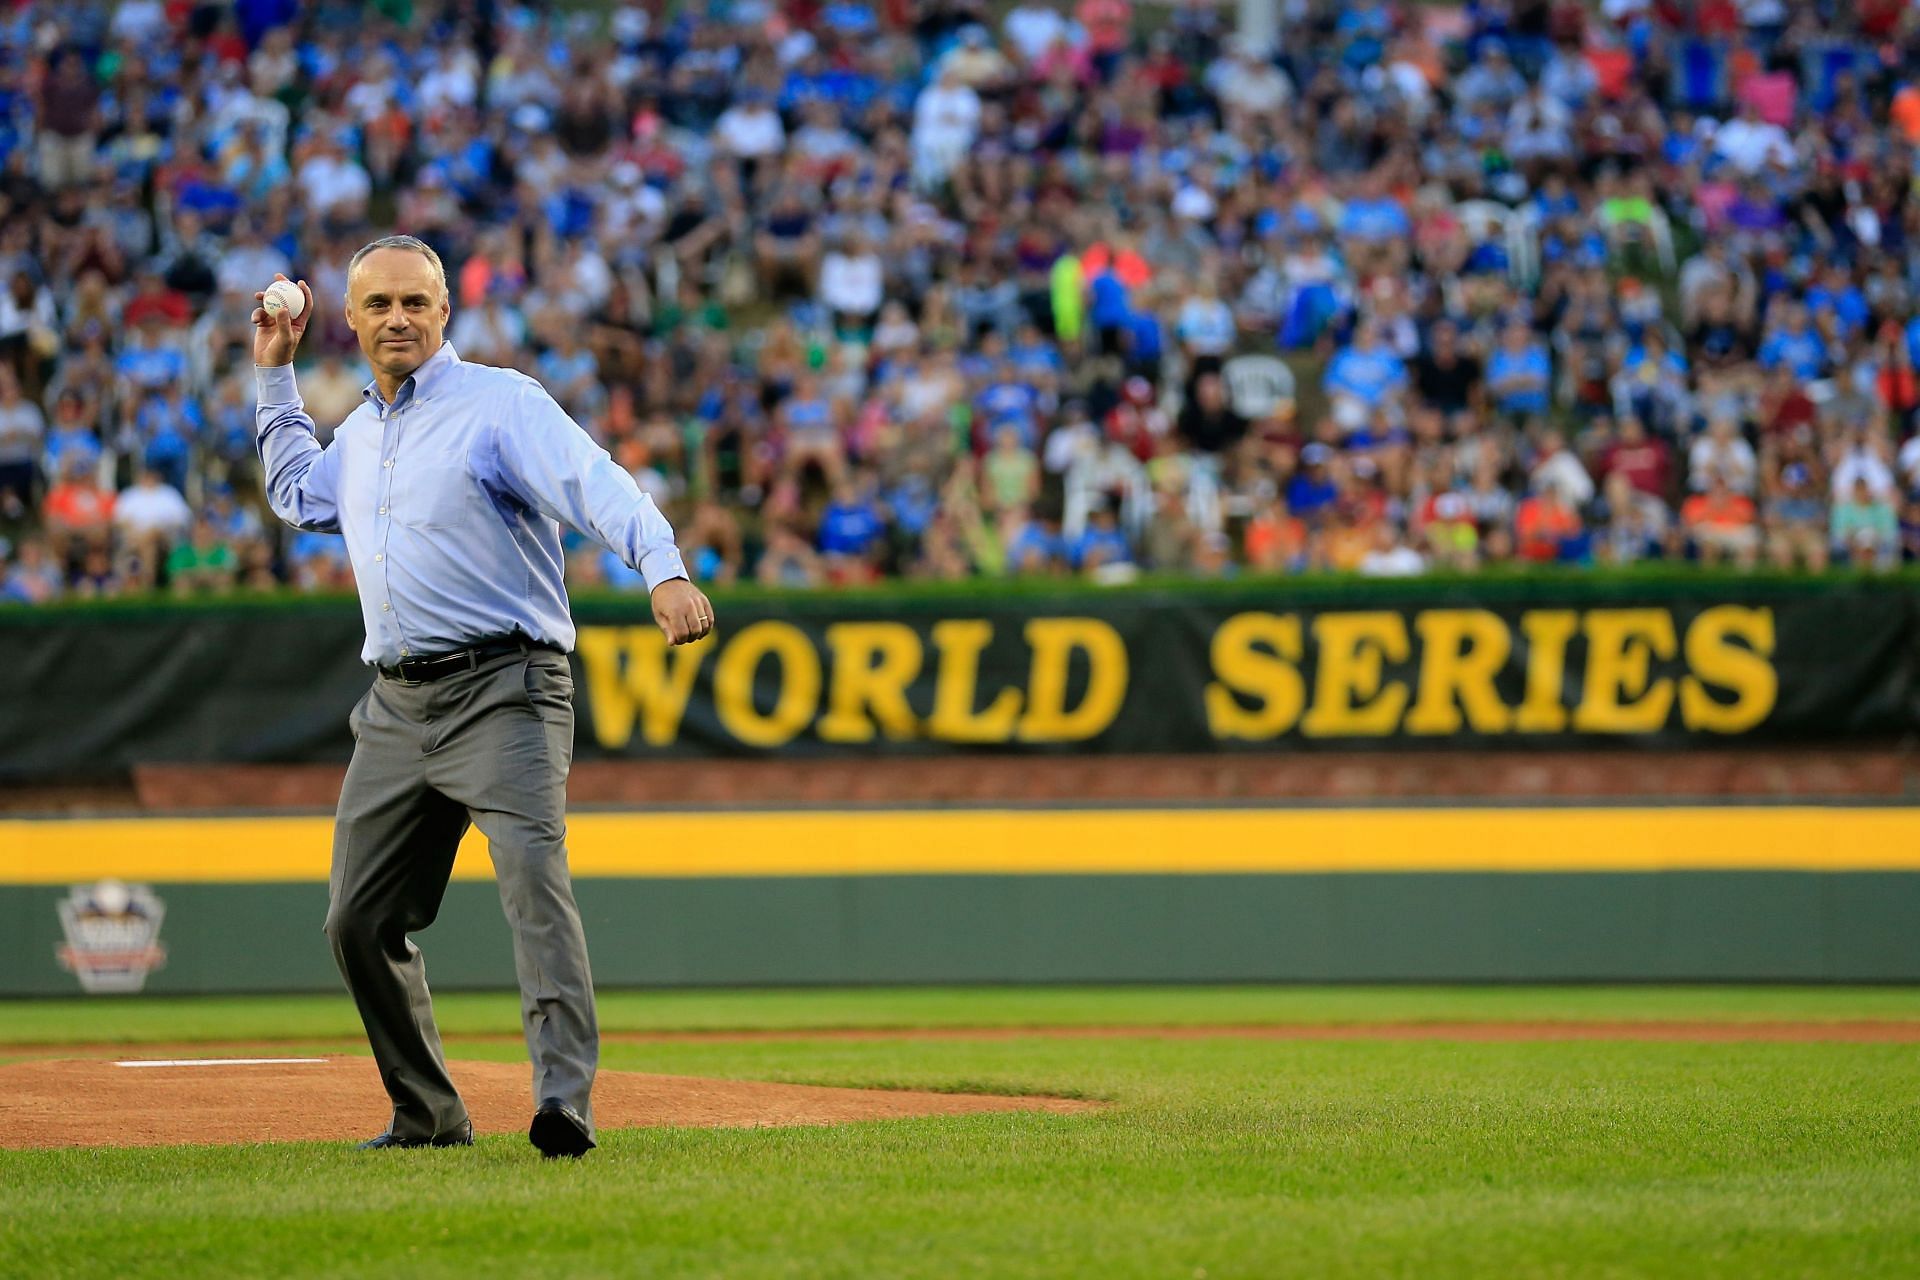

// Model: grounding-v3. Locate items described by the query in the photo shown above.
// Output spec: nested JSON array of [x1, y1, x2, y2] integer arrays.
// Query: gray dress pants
[[324, 647, 597, 1142]]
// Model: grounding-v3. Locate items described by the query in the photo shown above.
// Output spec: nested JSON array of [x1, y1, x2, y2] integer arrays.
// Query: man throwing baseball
[[252, 236, 713, 1157]]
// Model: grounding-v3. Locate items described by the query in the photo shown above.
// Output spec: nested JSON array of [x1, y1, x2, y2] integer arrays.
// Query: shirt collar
[[362, 341, 461, 411]]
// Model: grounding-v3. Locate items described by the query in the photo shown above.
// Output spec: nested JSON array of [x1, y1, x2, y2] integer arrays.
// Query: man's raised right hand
[[252, 274, 315, 368]]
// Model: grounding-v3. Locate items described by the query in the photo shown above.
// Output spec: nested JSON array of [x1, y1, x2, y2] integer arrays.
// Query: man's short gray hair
[[347, 235, 448, 296]]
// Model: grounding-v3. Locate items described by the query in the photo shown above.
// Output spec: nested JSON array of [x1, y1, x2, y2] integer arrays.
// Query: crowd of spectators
[[2, 0, 1920, 604]]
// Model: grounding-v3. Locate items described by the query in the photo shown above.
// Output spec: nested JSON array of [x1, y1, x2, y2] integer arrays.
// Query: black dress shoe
[[357, 1122, 474, 1150], [529, 1099, 595, 1159]]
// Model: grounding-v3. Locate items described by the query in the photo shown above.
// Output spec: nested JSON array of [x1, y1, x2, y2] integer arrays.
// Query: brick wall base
[[35, 749, 1898, 813]]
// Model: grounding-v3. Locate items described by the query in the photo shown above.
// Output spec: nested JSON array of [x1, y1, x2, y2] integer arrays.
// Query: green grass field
[[4, 987, 1918, 1278]]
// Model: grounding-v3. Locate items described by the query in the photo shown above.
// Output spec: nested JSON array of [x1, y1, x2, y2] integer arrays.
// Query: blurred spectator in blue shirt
[[1487, 321, 1553, 419], [1070, 504, 1133, 572]]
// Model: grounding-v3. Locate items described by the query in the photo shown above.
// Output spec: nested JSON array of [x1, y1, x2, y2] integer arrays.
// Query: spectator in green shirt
[[1830, 478, 1899, 571], [167, 518, 236, 596], [981, 424, 1041, 514]]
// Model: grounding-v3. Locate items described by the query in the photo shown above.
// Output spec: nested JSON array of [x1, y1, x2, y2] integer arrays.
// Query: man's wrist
[[641, 545, 690, 594]]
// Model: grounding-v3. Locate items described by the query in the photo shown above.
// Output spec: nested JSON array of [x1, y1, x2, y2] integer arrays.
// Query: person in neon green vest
[[1051, 253, 1084, 345]]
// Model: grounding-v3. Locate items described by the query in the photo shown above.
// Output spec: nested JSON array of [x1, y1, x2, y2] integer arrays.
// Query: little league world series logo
[[56, 880, 168, 994]]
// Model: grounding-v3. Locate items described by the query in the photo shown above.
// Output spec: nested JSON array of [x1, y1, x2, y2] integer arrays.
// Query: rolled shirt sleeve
[[491, 378, 688, 591]]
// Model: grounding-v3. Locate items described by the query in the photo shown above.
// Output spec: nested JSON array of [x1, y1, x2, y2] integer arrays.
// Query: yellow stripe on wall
[[1, 807, 1918, 884]]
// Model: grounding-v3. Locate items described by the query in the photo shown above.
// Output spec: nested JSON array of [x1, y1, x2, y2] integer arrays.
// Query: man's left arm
[[492, 380, 714, 645]]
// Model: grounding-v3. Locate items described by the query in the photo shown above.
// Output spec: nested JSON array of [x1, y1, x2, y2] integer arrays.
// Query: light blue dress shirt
[[255, 342, 687, 667]]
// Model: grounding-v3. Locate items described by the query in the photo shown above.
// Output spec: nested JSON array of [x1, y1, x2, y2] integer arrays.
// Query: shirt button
[[374, 553, 383, 562], [382, 603, 391, 612], [378, 506, 387, 515], [383, 459, 394, 468]]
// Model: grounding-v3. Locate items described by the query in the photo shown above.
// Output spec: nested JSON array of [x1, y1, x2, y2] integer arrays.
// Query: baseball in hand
[[262, 280, 306, 321]]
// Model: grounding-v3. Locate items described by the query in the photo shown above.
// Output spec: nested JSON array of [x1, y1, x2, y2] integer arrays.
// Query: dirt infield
[[5, 1021, 1904, 1149], [0, 1056, 1092, 1150]]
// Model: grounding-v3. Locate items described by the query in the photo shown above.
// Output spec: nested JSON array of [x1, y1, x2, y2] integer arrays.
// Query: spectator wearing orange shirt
[[1892, 82, 1920, 147], [1682, 470, 1760, 568], [1244, 494, 1308, 573], [41, 456, 113, 567], [1080, 236, 1153, 290], [1318, 511, 1377, 572], [1515, 484, 1584, 563], [457, 230, 528, 309]]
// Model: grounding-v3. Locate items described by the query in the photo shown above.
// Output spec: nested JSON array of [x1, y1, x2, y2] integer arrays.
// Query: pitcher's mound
[[0, 1056, 1091, 1150]]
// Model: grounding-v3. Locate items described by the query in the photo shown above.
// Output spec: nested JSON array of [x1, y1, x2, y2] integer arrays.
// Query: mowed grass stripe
[[6, 807, 1920, 882], [7, 986, 1920, 1049]]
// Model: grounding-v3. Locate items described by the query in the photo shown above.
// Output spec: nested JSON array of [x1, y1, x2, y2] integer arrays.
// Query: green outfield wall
[[6, 872, 1920, 996], [2, 575, 1918, 781], [6, 808, 1919, 994]]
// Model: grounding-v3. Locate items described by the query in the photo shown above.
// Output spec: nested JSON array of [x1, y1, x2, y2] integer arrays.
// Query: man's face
[[345, 248, 450, 382]]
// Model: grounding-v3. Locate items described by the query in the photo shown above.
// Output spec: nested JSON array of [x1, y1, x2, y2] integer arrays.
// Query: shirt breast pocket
[[394, 441, 474, 530]]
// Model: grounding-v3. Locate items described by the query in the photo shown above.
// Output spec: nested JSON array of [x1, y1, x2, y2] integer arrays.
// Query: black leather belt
[[378, 635, 552, 683]]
